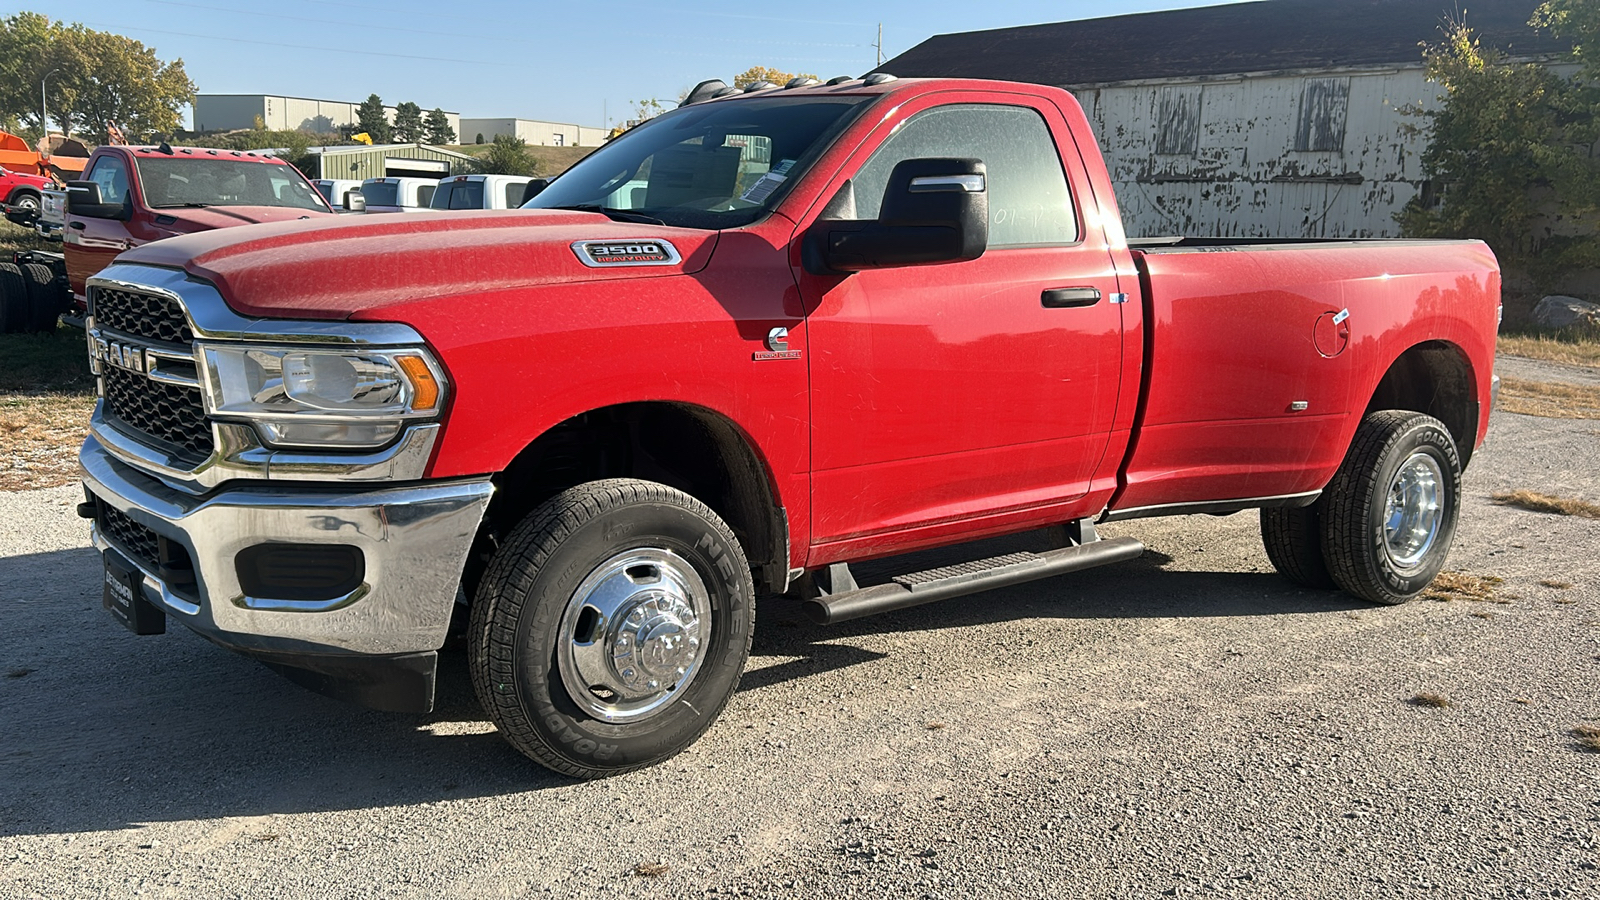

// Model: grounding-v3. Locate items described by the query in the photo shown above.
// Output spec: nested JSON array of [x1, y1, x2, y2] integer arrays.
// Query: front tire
[[1322, 411, 1462, 604], [469, 479, 755, 778]]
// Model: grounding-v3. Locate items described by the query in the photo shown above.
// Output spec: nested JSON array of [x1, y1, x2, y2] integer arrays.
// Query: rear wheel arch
[[1363, 340, 1479, 467], [470, 402, 787, 601]]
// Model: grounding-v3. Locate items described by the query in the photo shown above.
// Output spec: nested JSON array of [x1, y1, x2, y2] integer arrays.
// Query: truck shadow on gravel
[[739, 543, 1369, 693], [0, 534, 1365, 838]]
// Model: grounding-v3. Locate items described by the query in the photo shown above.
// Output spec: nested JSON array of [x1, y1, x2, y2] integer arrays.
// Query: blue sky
[[36, 0, 1248, 129]]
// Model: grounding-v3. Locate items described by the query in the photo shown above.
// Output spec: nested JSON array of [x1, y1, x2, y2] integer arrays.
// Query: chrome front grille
[[101, 366, 214, 464], [91, 284, 214, 468], [92, 287, 193, 344]]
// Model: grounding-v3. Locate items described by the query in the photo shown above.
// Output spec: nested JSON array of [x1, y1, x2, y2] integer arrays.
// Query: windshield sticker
[[572, 239, 683, 267], [739, 159, 797, 204]]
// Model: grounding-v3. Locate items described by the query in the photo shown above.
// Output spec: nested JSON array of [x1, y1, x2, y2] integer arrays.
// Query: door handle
[[69, 221, 85, 230], [1041, 287, 1100, 308]]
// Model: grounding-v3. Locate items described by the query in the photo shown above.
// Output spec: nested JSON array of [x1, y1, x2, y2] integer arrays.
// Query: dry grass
[[633, 861, 670, 877], [0, 219, 58, 256], [1422, 571, 1508, 603], [1491, 489, 1600, 519], [1498, 333, 1600, 368], [1573, 724, 1600, 752], [0, 394, 95, 490], [925, 722, 947, 731], [1410, 692, 1452, 709], [1496, 377, 1600, 419], [1540, 579, 1575, 589]]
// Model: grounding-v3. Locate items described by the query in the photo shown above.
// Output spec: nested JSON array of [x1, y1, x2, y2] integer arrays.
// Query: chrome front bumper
[[81, 436, 493, 661]]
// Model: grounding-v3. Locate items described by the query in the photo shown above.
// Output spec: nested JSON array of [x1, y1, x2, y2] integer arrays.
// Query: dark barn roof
[[879, 0, 1570, 86]]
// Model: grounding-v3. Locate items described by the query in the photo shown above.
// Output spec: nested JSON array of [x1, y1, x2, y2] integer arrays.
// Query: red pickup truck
[[78, 76, 1499, 778], [58, 144, 334, 311]]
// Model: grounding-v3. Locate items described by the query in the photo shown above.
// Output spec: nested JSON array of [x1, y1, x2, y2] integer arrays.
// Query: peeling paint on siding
[[1072, 67, 1439, 239]]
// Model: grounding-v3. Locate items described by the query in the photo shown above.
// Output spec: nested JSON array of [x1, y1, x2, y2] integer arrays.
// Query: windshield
[[136, 158, 328, 211], [525, 95, 868, 229]]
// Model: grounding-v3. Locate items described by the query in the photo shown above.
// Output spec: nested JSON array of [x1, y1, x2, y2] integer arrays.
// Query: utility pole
[[875, 24, 884, 67], [41, 68, 62, 144]]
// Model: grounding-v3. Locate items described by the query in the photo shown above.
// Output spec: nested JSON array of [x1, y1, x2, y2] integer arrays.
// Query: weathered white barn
[[880, 0, 1568, 239]]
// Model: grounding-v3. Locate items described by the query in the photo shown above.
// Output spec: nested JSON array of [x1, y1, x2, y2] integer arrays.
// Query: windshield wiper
[[546, 204, 666, 226], [152, 202, 211, 209]]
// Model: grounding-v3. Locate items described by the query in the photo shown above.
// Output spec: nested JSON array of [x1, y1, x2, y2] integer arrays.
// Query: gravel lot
[[2, 372, 1598, 899]]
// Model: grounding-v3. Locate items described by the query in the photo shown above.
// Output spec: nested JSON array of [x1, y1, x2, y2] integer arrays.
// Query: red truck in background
[[77, 76, 1500, 779], [58, 144, 334, 312], [0, 164, 53, 220]]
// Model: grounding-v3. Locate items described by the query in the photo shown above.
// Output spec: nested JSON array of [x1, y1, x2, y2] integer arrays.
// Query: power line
[[77, 21, 525, 66], [137, 0, 870, 49]]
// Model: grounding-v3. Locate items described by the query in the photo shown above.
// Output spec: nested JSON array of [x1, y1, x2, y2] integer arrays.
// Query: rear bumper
[[80, 436, 493, 710]]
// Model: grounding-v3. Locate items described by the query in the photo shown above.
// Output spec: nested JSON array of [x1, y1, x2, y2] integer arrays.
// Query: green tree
[[474, 133, 538, 176], [0, 14, 193, 143], [392, 100, 423, 143], [1397, 9, 1600, 281], [355, 93, 391, 144], [0, 13, 57, 136], [424, 107, 455, 144]]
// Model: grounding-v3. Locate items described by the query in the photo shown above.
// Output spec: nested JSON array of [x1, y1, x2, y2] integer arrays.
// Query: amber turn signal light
[[396, 355, 440, 411]]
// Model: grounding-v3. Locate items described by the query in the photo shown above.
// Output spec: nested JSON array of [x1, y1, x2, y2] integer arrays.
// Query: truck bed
[[1107, 238, 1501, 518]]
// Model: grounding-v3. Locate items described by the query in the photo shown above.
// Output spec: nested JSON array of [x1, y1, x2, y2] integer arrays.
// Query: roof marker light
[[711, 87, 741, 98], [825, 76, 855, 85], [743, 80, 776, 92], [863, 72, 898, 85], [680, 79, 729, 106], [785, 77, 820, 88]]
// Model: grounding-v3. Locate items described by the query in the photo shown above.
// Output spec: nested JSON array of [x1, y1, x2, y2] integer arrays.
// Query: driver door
[[797, 95, 1126, 551]]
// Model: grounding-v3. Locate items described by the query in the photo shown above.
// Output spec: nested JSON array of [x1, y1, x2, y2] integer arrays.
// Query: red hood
[[119, 209, 721, 320], [154, 205, 334, 233]]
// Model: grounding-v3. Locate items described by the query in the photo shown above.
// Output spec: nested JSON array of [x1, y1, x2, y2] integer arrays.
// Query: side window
[[505, 181, 523, 208], [851, 104, 1078, 246], [87, 156, 129, 205]]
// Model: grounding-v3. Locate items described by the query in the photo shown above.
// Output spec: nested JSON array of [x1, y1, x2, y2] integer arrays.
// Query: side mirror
[[803, 158, 988, 275], [65, 181, 130, 221], [520, 178, 551, 205], [343, 191, 366, 212]]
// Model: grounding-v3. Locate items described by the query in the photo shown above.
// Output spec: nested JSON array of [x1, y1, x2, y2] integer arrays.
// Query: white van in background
[[429, 174, 536, 210], [360, 177, 439, 213], [312, 179, 365, 212]]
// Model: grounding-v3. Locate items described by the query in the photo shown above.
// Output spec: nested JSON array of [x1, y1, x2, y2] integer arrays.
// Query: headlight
[[199, 345, 445, 449]]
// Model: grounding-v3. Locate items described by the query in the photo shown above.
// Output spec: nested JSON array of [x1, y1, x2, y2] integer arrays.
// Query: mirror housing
[[65, 181, 130, 220], [343, 191, 366, 212], [520, 177, 551, 205], [803, 158, 988, 275]]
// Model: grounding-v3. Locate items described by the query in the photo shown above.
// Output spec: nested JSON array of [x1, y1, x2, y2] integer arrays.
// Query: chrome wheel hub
[[1383, 451, 1444, 569], [557, 548, 710, 722]]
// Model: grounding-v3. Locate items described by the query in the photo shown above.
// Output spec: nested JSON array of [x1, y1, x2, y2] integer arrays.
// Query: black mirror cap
[[804, 158, 988, 275], [520, 177, 551, 205], [65, 180, 131, 220]]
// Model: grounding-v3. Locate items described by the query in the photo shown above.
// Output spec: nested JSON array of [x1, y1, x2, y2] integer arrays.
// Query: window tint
[[87, 156, 130, 205], [363, 182, 399, 206], [852, 104, 1078, 246]]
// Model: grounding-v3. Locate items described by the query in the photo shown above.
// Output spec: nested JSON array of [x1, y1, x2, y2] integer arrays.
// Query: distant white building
[[460, 118, 608, 148], [194, 94, 461, 139]]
